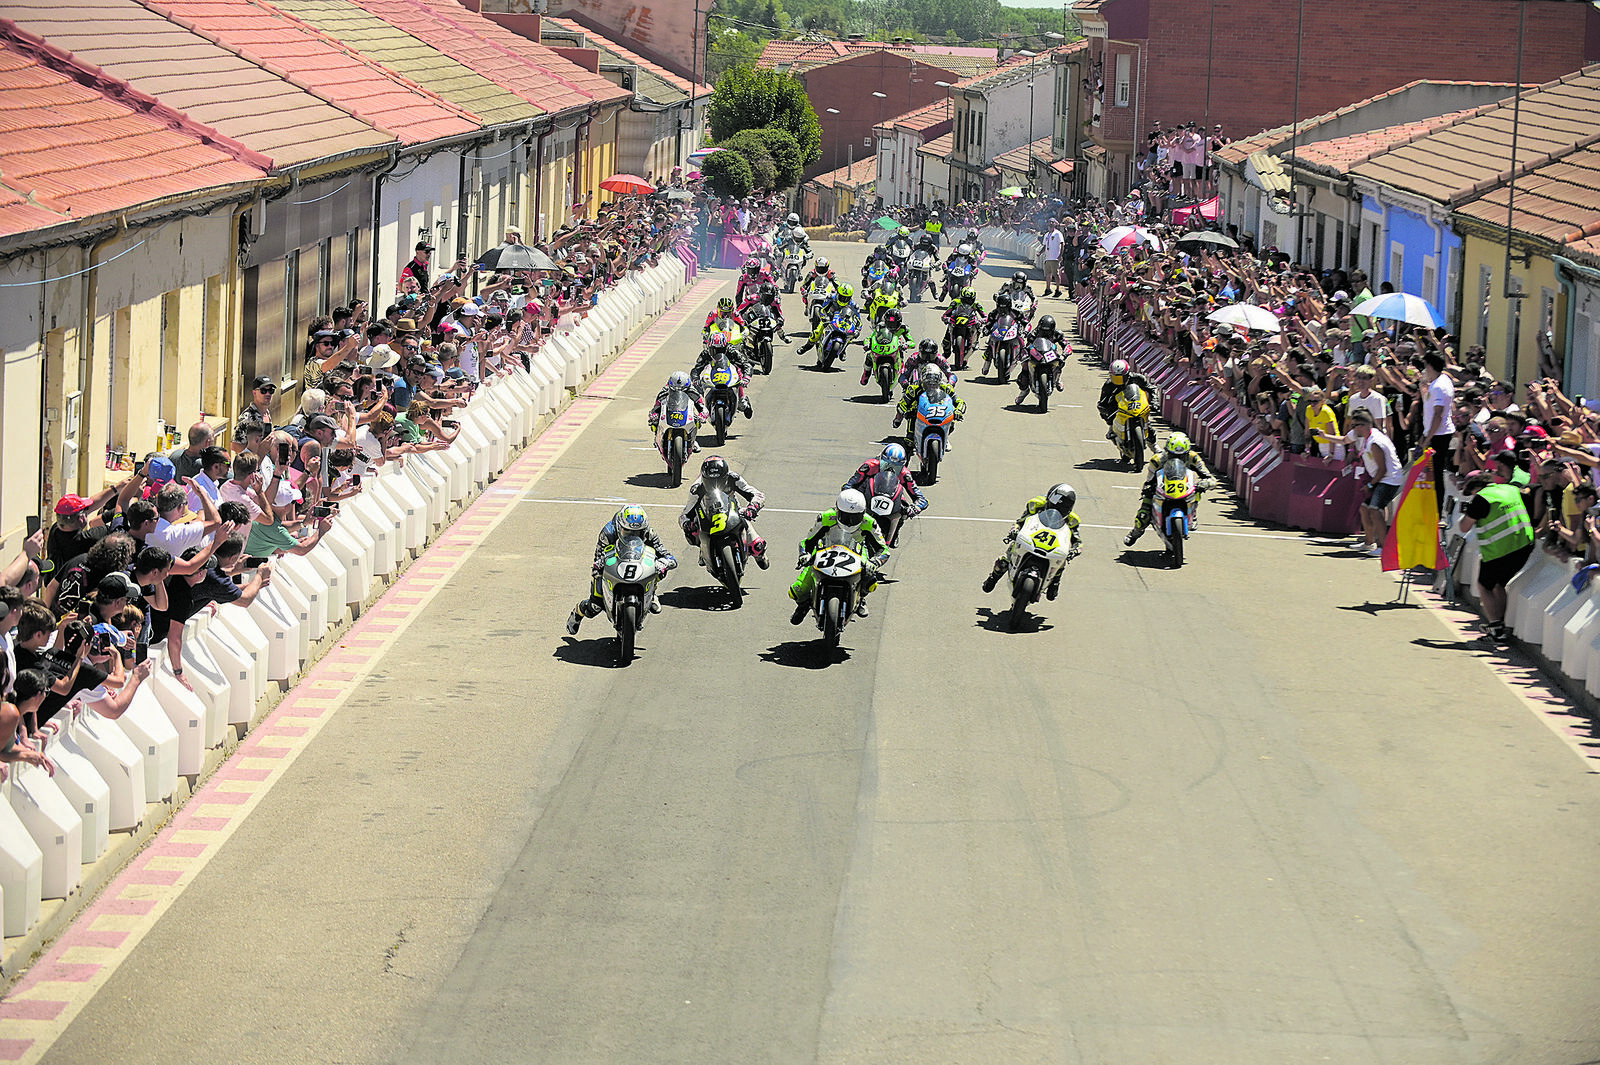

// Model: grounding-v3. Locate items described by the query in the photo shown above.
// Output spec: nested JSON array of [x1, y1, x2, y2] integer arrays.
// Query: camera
[[60, 618, 91, 657], [311, 502, 334, 518]]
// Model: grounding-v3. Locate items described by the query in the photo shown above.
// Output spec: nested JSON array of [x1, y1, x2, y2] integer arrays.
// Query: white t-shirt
[[1358, 429, 1406, 486], [185, 470, 221, 513], [1420, 375, 1456, 439], [149, 517, 210, 557], [1040, 229, 1065, 260], [355, 426, 385, 478], [1345, 390, 1389, 426]]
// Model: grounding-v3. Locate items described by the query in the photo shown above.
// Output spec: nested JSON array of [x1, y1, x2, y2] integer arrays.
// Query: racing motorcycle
[[697, 341, 742, 447], [862, 257, 896, 293], [941, 244, 977, 300], [866, 466, 921, 547], [866, 279, 901, 327], [694, 483, 753, 608], [1010, 287, 1038, 325], [599, 533, 669, 665], [799, 526, 868, 653], [907, 246, 937, 303], [1113, 381, 1153, 470], [986, 306, 1023, 383], [745, 305, 780, 376], [867, 330, 902, 402], [1154, 456, 1204, 568], [1002, 508, 1074, 632], [804, 275, 835, 329], [657, 390, 698, 489], [781, 241, 809, 293], [945, 306, 982, 372], [887, 242, 913, 296], [913, 373, 958, 484], [818, 308, 859, 372], [1019, 336, 1062, 412]]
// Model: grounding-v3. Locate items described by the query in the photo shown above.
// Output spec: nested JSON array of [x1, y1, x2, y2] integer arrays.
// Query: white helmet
[[1110, 359, 1129, 381], [787, 212, 799, 226], [836, 488, 867, 526], [668, 370, 691, 390]]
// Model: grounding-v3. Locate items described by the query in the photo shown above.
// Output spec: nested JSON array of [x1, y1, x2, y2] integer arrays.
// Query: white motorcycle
[[1002, 509, 1074, 631], [599, 534, 671, 665]]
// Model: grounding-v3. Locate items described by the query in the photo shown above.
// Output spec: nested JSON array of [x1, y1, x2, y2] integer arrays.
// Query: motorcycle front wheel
[[616, 601, 637, 665], [1169, 531, 1185, 569], [1129, 432, 1145, 472], [822, 595, 844, 650], [761, 343, 773, 376], [1037, 379, 1050, 413], [668, 436, 685, 488], [923, 438, 942, 484], [1008, 573, 1038, 631], [715, 414, 728, 447], [878, 367, 893, 401]]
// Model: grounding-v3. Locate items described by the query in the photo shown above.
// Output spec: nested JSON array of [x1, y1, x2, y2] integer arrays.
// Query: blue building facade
[[1357, 189, 1463, 328]]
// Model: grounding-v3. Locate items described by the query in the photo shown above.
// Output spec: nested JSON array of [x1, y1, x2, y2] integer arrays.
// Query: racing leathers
[[894, 373, 967, 451], [648, 384, 709, 457], [843, 459, 929, 519], [566, 513, 677, 630], [735, 264, 772, 305], [1016, 320, 1070, 398], [691, 341, 755, 417], [737, 292, 785, 332], [940, 248, 979, 300], [680, 471, 768, 567], [702, 309, 747, 337], [942, 299, 986, 359], [984, 497, 1083, 597], [797, 298, 861, 356], [1098, 370, 1156, 433], [900, 346, 953, 390], [862, 331, 909, 385], [1125, 451, 1212, 544], [789, 510, 888, 621]]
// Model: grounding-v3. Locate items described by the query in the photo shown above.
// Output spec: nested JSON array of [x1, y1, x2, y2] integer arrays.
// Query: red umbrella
[[599, 173, 655, 195]]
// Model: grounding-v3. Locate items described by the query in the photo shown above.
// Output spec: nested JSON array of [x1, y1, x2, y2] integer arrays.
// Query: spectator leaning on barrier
[[1458, 470, 1535, 642]]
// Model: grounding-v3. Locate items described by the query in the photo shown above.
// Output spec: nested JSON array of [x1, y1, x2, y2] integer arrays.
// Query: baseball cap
[[306, 414, 341, 434], [456, 303, 482, 317], [54, 494, 93, 516], [1331, 290, 1350, 302], [97, 572, 138, 599], [146, 456, 176, 485], [1520, 425, 1549, 441], [252, 375, 277, 391], [414, 240, 435, 252]]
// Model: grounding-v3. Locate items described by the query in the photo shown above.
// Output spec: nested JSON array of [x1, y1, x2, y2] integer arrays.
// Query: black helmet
[[1038, 314, 1056, 332], [884, 309, 903, 330], [1012, 271, 1028, 286], [918, 338, 939, 358], [759, 282, 778, 301], [701, 455, 729, 481], [994, 292, 1013, 309], [1045, 483, 1076, 513]]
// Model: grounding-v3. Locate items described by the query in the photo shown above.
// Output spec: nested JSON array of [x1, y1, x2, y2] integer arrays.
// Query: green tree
[[744, 126, 803, 189], [706, 30, 765, 82], [707, 65, 823, 165], [701, 148, 754, 200], [722, 131, 779, 191]]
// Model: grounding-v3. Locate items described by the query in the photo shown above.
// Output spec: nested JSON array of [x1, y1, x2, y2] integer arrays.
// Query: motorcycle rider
[[964, 227, 986, 262], [737, 281, 786, 334], [679, 455, 769, 569], [843, 443, 929, 526], [735, 257, 771, 304], [983, 291, 1021, 376], [1097, 359, 1157, 441], [1005, 270, 1038, 322], [885, 225, 914, 265], [901, 338, 953, 389], [1123, 432, 1214, 546], [566, 505, 678, 634], [789, 489, 888, 623], [690, 329, 756, 419], [942, 286, 986, 359], [801, 255, 835, 295], [797, 282, 860, 357], [861, 321, 910, 386], [648, 370, 710, 458], [940, 243, 980, 301], [981, 483, 1083, 600], [1015, 313, 1070, 401], [880, 306, 912, 350], [894, 365, 967, 449], [702, 296, 747, 339]]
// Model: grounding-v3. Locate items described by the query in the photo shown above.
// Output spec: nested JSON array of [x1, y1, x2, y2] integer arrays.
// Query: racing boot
[[1046, 574, 1062, 600], [751, 536, 770, 569], [790, 593, 810, 625], [1124, 525, 1145, 547], [982, 559, 1005, 593], [861, 367, 871, 385], [740, 395, 754, 419]]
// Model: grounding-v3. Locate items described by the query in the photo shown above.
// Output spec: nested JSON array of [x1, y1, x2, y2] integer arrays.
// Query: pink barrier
[[717, 233, 767, 269]]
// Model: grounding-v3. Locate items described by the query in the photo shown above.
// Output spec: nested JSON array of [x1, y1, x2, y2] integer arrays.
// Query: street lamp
[[826, 107, 841, 176], [1018, 50, 1038, 193]]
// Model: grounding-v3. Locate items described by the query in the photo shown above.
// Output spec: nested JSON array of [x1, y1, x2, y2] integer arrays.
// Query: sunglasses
[[256, 385, 277, 394]]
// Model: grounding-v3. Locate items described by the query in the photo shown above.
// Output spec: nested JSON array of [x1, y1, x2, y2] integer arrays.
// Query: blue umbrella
[[1349, 292, 1448, 329]]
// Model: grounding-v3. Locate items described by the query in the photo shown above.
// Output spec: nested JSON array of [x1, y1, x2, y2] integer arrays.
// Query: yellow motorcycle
[[1113, 381, 1152, 470]]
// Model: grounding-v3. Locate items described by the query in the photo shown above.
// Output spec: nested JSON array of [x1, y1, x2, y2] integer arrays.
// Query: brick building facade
[[1074, 0, 1600, 200]]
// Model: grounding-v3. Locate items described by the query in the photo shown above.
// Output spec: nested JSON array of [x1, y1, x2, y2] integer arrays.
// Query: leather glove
[[1067, 546, 1082, 561], [591, 559, 604, 574], [916, 498, 929, 514], [1003, 528, 1017, 543], [892, 414, 903, 427], [741, 505, 760, 520], [795, 556, 807, 570]]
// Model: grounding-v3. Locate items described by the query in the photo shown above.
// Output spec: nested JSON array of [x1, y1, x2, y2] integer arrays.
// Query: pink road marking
[[0, 1000, 65, 1020], [234, 743, 288, 758], [275, 705, 326, 719], [0, 1037, 35, 1059], [144, 841, 207, 860]]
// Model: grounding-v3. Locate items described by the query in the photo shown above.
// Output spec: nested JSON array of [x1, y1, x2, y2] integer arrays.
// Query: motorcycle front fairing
[[603, 534, 659, 617]]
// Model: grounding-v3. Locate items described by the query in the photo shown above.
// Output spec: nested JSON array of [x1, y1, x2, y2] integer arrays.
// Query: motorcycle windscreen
[[615, 534, 647, 563], [710, 358, 735, 387], [1034, 507, 1067, 531], [818, 522, 860, 549], [1031, 337, 1057, 357], [1122, 381, 1145, 407], [664, 392, 692, 427], [700, 485, 739, 531]]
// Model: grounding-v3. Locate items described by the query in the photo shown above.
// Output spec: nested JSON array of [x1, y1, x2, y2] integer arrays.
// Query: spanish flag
[[1382, 448, 1448, 572]]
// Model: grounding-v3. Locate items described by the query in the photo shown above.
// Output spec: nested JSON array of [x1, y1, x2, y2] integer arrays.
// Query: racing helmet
[[1012, 271, 1028, 286], [871, 325, 895, 350], [815, 256, 830, 273], [881, 443, 907, 470], [743, 258, 761, 275], [706, 330, 729, 349], [835, 282, 854, 301], [993, 292, 1013, 310], [668, 370, 691, 390], [917, 338, 939, 359], [898, 226, 910, 238], [759, 282, 778, 302], [1045, 483, 1076, 513], [701, 455, 729, 481], [919, 364, 943, 387], [836, 489, 867, 526], [616, 505, 649, 534], [718, 297, 734, 312], [966, 228, 979, 242], [787, 212, 799, 226], [883, 309, 904, 331], [1110, 359, 1129, 383], [960, 286, 978, 303], [1038, 314, 1057, 333], [1165, 432, 1193, 456]]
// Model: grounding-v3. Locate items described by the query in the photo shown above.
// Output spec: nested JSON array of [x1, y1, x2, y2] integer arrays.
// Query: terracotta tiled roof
[[378, 0, 630, 113], [875, 99, 952, 136], [917, 131, 954, 157], [545, 15, 711, 98], [0, 24, 268, 238], [797, 47, 992, 79], [1455, 140, 1600, 244], [992, 135, 1054, 172], [1353, 66, 1600, 203], [130, 0, 478, 145], [1215, 78, 1521, 166], [4, 0, 392, 170], [1565, 234, 1600, 267], [812, 155, 876, 190], [269, 0, 537, 125], [1286, 109, 1488, 177], [759, 37, 995, 72]]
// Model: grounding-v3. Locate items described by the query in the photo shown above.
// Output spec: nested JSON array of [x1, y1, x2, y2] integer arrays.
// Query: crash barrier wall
[[0, 252, 694, 950]]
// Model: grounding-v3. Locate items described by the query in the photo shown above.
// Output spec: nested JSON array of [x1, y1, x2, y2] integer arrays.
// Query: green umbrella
[[997, 186, 1025, 198], [874, 216, 901, 231]]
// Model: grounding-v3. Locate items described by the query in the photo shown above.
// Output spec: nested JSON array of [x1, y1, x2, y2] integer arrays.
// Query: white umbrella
[[1349, 292, 1448, 329], [1207, 303, 1282, 334], [1098, 225, 1163, 254]]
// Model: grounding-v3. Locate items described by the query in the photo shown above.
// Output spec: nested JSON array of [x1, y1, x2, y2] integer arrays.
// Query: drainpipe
[[368, 147, 402, 311], [35, 244, 50, 511], [532, 127, 549, 240], [81, 216, 128, 491], [1553, 253, 1600, 389]]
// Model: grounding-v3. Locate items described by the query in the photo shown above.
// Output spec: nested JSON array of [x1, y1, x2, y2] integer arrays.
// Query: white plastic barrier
[[274, 553, 333, 641], [60, 706, 145, 832], [8, 763, 82, 901], [0, 784, 43, 935], [346, 492, 402, 576], [1561, 590, 1600, 677], [403, 452, 451, 530], [195, 619, 257, 730], [377, 466, 430, 555], [112, 685, 180, 803], [1506, 551, 1569, 638], [42, 726, 110, 863], [171, 628, 230, 750], [257, 576, 310, 670], [148, 668, 209, 775], [1541, 570, 1588, 657], [212, 606, 271, 701], [319, 522, 375, 606]]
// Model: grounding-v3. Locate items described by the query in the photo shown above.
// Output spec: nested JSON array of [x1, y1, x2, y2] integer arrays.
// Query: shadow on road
[[624, 471, 674, 490], [1074, 456, 1134, 473], [845, 392, 894, 405], [759, 639, 850, 669], [660, 585, 742, 612], [975, 605, 1053, 634], [1003, 401, 1050, 415], [1338, 600, 1423, 616], [552, 636, 627, 668], [1115, 548, 1178, 569]]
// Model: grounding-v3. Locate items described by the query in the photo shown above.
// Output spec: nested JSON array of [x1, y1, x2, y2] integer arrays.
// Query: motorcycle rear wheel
[[1008, 573, 1038, 631], [720, 543, 743, 607], [616, 602, 637, 665]]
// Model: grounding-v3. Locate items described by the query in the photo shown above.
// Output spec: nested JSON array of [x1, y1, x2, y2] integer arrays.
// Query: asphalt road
[[39, 243, 1600, 1065]]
